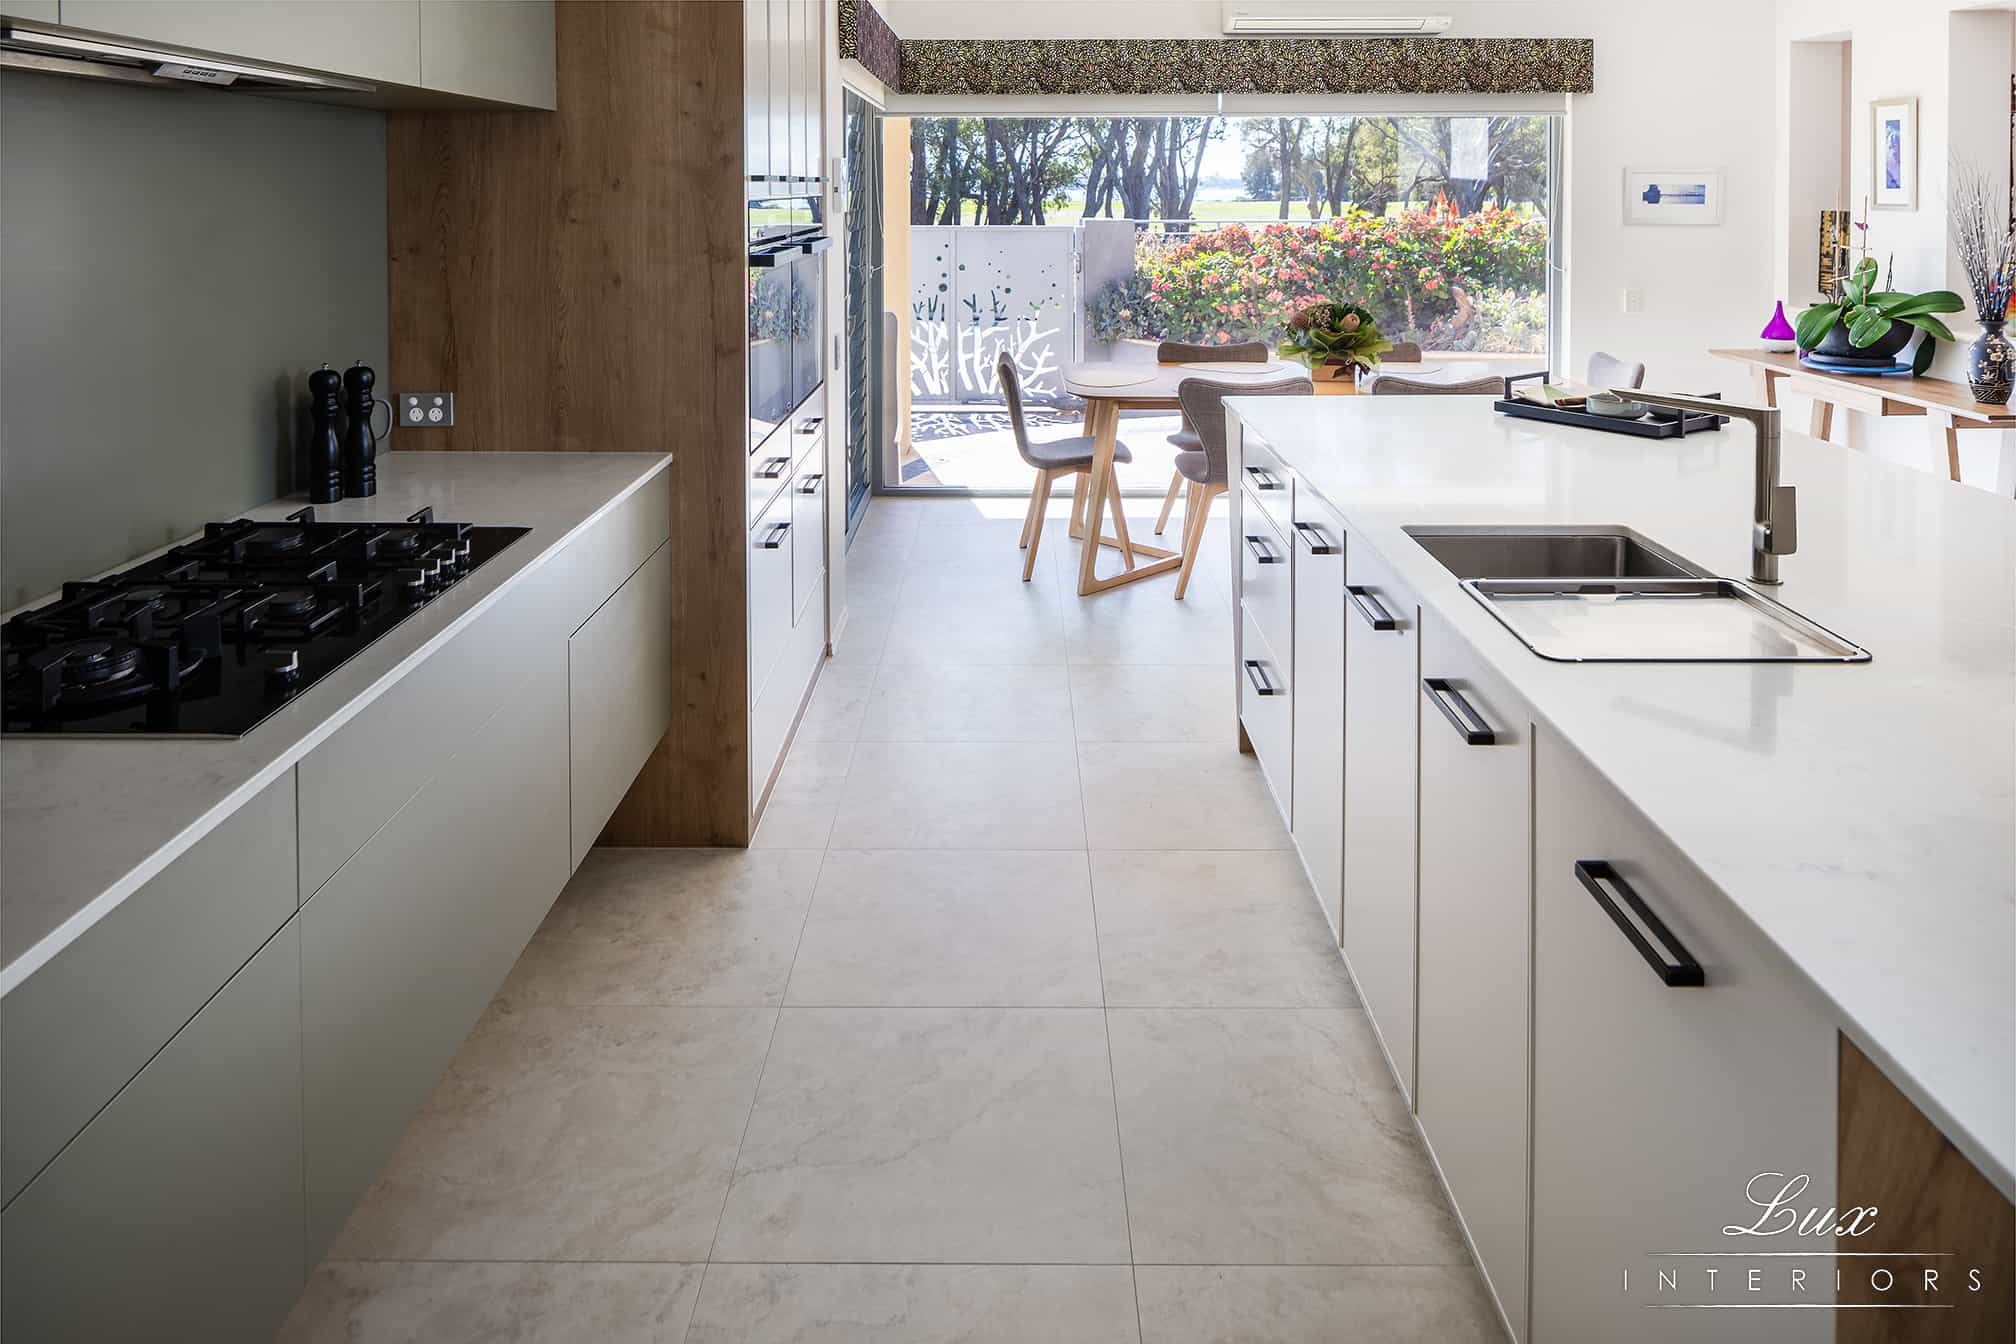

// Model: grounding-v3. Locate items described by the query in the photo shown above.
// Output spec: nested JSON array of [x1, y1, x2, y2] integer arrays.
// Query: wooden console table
[[1711, 348, 2015, 483]]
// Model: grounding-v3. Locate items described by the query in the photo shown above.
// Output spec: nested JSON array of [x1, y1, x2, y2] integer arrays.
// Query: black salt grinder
[[307, 364, 344, 504], [341, 360, 378, 498]]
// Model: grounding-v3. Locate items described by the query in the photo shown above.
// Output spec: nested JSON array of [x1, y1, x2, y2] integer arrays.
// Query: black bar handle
[[1574, 860, 1705, 987], [756, 521, 792, 550], [797, 417, 824, 434], [1293, 521, 1339, 554], [1242, 659, 1282, 696], [1243, 465, 1284, 491], [1347, 585, 1397, 631], [1422, 677, 1495, 746], [1243, 534, 1282, 565], [797, 473, 825, 494], [753, 456, 792, 480]]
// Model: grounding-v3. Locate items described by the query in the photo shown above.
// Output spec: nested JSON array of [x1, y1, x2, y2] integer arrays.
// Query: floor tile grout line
[[699, 840, 834, 1269], [1067, 656, 1145, 1337], [317, 1255, 1478, 1269]]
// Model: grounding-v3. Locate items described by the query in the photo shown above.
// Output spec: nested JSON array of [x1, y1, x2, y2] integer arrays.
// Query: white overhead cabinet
[[47, 0, 555, 108], [747, 0, 819, 181]]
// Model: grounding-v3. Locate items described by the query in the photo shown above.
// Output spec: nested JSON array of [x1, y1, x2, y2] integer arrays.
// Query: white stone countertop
[[1225, 395, 2016, 1201], [1, 451, 672, 996]]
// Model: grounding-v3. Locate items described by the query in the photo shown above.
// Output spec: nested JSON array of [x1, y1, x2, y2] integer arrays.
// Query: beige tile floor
[[279, 498, 1504, 1343]]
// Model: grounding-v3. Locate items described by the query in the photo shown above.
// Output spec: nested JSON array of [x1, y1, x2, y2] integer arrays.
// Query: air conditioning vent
[[1221, 4, 1453, 36]]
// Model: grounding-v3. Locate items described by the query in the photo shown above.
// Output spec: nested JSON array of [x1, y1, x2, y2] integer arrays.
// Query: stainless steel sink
[[1403, 526, 1869, 663], [1405, 526, 1701, 581]]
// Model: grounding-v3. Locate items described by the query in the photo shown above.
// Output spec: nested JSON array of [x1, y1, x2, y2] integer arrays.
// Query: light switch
[[1621, 288, 1645, 315]]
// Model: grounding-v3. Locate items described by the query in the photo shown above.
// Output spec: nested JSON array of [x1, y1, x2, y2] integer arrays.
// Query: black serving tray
[[1492, 370, 1727, 439]]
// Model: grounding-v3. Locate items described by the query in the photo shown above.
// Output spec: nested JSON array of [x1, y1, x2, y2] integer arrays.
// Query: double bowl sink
[[1403, 527, 1869, 663]]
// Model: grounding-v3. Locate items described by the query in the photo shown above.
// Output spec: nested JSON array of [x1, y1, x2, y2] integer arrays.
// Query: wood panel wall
[[386, 0, 752, 843], [1837, 1034, 2014, 1340]]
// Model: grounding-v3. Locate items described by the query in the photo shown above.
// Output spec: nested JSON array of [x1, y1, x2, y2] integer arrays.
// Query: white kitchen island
[[1224, 394, 2014, 1342]]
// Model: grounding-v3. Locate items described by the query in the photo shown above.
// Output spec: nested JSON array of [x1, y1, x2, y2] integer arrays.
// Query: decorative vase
[[1964, 320, 2012, 406], [1312, 359, 1359, 395], [1759, 300, 1798, 353], [1813, 318, 1912, 363]]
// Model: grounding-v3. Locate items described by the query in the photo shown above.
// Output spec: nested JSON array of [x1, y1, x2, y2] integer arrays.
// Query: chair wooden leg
[[1153, 470, 1183, 535], [1018, 468, 1044, 550], [1068, 467, 1090, 539], [1023, 470, 1054, 582], [1173, 482, 1207, 600]]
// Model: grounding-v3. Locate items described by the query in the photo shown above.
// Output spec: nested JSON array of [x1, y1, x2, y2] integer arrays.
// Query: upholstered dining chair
[[1368, 372, 1504, 396], [1384, 341, 1425, 363], [1172, 374, 1312, 600], [1587, 350, 1646, 390], [1152, 339, 1270, 538], [999, 353, 1133, 582]]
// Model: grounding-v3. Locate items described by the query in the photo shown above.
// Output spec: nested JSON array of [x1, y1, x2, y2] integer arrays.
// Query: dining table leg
[[1074, 396, 1182, 597]]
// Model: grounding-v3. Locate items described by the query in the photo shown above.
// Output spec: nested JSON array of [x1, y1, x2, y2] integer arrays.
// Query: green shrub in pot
[[1795, 258, 1963, 372]]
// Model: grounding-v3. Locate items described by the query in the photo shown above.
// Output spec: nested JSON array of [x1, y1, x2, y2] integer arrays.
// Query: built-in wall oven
[[749, 192, 830, 455]]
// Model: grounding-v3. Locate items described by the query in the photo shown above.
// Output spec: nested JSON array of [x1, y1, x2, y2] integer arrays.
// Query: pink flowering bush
[[1098, 206, 1548, 353]]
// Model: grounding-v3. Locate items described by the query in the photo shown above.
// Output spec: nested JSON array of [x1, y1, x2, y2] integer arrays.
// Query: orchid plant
[[1795, 257, 1962, 372]]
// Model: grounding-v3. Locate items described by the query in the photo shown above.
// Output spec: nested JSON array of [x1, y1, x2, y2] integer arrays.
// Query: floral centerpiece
[[1948, 162, 2015, 405], [1277, 301, 1394, 385]]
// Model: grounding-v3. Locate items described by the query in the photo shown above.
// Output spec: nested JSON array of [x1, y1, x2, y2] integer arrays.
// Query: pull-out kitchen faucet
[[1621, 390, 1796, 585]]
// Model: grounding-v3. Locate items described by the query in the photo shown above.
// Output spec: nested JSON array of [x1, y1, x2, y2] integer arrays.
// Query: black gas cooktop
[[1, 506, 528, 738]]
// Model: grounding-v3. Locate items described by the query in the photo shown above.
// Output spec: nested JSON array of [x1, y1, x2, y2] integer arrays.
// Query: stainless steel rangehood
[[0, 17, 375, 93]]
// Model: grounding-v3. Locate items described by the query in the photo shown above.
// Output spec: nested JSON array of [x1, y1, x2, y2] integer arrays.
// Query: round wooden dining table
[[1060, 358, 1311, 596]]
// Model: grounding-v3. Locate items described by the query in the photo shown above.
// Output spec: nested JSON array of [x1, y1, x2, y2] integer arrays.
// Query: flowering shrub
[[1102, 206, 1548, 353]]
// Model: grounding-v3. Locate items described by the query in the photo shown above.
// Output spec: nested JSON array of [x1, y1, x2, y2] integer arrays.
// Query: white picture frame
[[1623, 168, 1725, 226], [1870, 96, 1919, 211]]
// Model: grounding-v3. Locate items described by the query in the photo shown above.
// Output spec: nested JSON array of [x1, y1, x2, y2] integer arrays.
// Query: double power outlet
[[397, 392, 455, 428]]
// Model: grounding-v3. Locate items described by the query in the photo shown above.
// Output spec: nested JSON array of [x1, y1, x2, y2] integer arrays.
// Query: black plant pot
[[1812, 319, 1912, 362]]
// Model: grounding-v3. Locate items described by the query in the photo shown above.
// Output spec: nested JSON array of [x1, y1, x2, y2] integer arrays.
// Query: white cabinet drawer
[[1340, 531, 1419, 1103], [1530, 732, 1836, 1341], [2, 773, 295, 1208], [749, 436, 796, 529], [1237, 431, 1294, 538], [1, 918, 305, 1343], [1239, 605, 1292, 826], [1416, 610, 1533, 1340], [749, 488, 795, 707], [1238, 503, 1293, 661], [1289, 492, 1344, 942], [752, 574, 827, 808], [791, 465, 826, 626], [568, 541, 673, 869]]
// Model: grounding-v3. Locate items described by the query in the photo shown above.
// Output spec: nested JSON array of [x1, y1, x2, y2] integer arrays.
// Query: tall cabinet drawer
[[1416, 610, 1535, 1340], [1340, 532, 1420, 1103], [2, 773, 296, 1207], [1288, 490, 1345, 942], [791, 465, 826, 625], [749, 488, 796, 706], [1530, 732, 1836, 1340], [569, 541, 674, 869]]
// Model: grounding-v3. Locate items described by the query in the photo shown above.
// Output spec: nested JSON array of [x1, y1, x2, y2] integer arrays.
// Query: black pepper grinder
[[306, 364, 344, 504], [341, 360, 378, 498]]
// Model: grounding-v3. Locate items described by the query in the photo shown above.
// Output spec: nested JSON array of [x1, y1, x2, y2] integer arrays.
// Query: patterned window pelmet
[[838, 1, 1592, 97]]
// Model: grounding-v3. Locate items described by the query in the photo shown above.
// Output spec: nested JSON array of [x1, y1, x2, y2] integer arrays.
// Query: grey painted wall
[[1, 71, 387, 607]]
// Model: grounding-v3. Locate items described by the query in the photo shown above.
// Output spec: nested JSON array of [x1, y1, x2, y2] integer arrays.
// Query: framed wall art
[[1870, 96, 1918, 210], [1624, 168, 1725, 226]]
